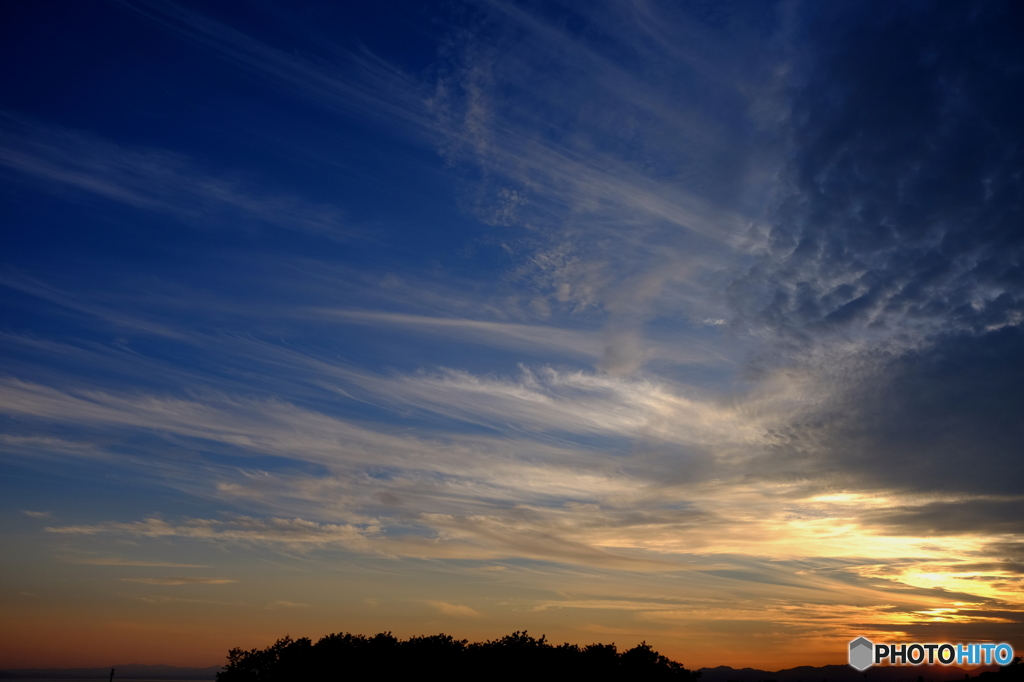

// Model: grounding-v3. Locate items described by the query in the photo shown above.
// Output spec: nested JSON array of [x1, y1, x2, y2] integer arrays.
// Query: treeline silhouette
[[216, 630, 701, 680], [976, 658, 1024, 682]]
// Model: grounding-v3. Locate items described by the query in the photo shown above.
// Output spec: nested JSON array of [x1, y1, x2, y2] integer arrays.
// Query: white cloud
[[427, 600, 481, 618]]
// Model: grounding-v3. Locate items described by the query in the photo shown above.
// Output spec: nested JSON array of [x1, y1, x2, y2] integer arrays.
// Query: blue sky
[[2, 0, 1023, 670]]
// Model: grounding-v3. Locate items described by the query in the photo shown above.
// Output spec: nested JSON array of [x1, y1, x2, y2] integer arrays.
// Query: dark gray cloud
[[730, 0, 1024, 339], [984, 542, 1024, 563], [757, 327, 1024, 497], [874, 618, 1024, 644], [950, 563, 1024, 576], [827, 327, 1024, 495], [862, 498, 1024, 536], [726, 2, 1024, 542]]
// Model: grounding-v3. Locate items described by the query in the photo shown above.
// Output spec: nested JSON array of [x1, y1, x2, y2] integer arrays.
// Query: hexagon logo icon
[[849, 636, 874, 671]]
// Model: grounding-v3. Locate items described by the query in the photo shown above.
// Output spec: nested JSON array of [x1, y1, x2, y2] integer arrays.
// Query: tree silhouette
[[216, 629, 702, 681]]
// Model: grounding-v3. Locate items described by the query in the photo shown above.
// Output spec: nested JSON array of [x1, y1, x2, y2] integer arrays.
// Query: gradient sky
[[2, 0, 1023, 671]]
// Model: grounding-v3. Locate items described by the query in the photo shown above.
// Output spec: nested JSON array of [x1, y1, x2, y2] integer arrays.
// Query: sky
[[1, 0, 1023, 671]]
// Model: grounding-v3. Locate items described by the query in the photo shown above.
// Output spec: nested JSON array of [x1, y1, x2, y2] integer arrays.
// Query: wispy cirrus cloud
[[317, 309, 604, 361], [46, 515, 375, 552], [64, 556, 209, 568], [418, 1, 789, 375], [119, 0, 431, 135], [118, 0, 770, 374], [121, 576, 235, 585], [0, 115, 352, 239], [3, 345, 1020, 576], [315, 309, 734, 369]]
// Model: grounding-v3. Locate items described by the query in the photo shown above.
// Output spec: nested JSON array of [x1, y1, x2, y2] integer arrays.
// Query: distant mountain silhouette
[[698, 664, 1000, 682], [0, 663, 220, 679]]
